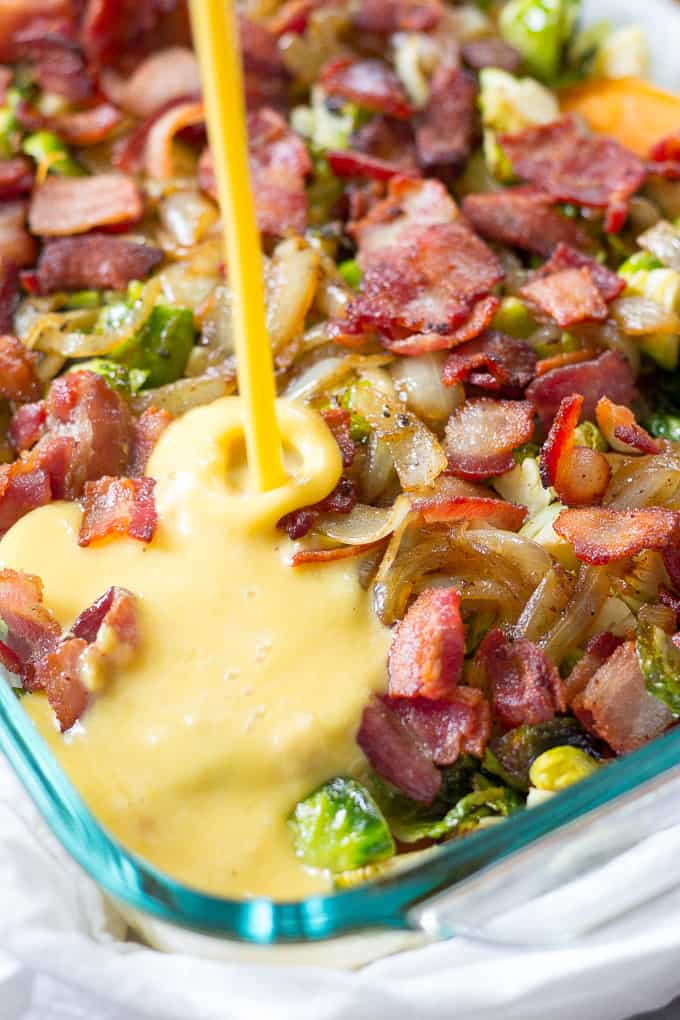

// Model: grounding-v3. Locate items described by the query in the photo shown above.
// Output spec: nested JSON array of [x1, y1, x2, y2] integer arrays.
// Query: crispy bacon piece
[[29, 173, 143, 236], [0, 462, 52, 536], [351, 176, 457, 253], [352, 116, 419, 175], [659, 587, 680, 621], [35, 235, 163, 294], [268, 0, 316, 36], [379, 295, 500, 356], [539, 394, 610, 506], [388, 588, 464, 700], [14, 16, 92, 103], [344, 216, 503, 347], [478, 628, 565, 730], [320, 57, 413, 120], [239, 13, 289, 110], [0, 568, 60, 683], [0, 3, 73, 62], [81, 0, 185, 66], [564, 631, 624, 704], [444, 398, 535, 479], [327, 149, 420, 182], [278, 475, 357, 540], [17, 99, 123, 146], [0, 259, 20, 335], [352, 0, 443, 32], [572, 641, 673, 753], [461, 188, 591, 257], [0, 335, 40, 403], [101, 46, 200, 118], [0, 202, 37, 268], [320, 406, 355, 468], [391, 688, 491, 764], [71, 584, 139, 653], [290, 540, 385, 566], [442, 330, 537, 395], [112, 92, 200, 174], [412, 493, 527, 530], [9, 401, 46, 452], [200, 108, 311, 236], [499, 116, 646, 230], [38, 369, 130, 498], [535, 243, 625, 302], [144, 99, 205, 180], [526, 349, 636, 428], [79, 476, 157, 546], [357, 695, 442, 803], [554, 507, 680, 565], [595, 396, 662, 456], [415, 65, 478, 172], [535, 349, 597, 377], [0, 157, 34, 200], [34, 637, 89, 731], [461, 37, 522, 73], [663, 548, 680, 592], [520, 267, 608, 329], [129, 405, 172, 477]]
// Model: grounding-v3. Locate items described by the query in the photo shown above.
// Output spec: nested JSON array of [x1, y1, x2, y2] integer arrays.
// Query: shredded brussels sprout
[[529, 746, 599, 791], [636, 619, 680, 716], [499, 0, 580, 81]]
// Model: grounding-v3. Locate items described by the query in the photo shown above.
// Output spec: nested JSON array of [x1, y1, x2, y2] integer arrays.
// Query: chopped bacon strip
[[478, 628, 565, 730], [81, 0, 186, 66], [540, 394, 610, 507], [79, 476, 157, 547], [444, 398, 535, 479], [352, 116, 419, 175], [412, 493, 527, 530], [391, 688, 491, 764], [29, 173, 143, 236], [554, 507, 680, 565], [278, 475, 357, 540], [564, 631, 625, 704], [320, 406, 355, 468], [144, 99, 205, 180], [388, 588, 464, 700], [659, 587, 680, 621], [0, 568, 60, 684], [72, 585, 139, 654], [572, 641, 673, 753], [239, 13, 289, 110], [536, 243, 625, 302], [352, 0, 443, 32], [327, 149, 420, 182], [595, 396, 662, 456], [357, 695, 442, 803], [35, 235, 163, 294], [379, 295, 500, 356], [461, 188, 591, 257], [0, 202, 37, 268], [14, 370, 131, 505], [200, 108, 311, 236], [0, 335, 40, 403], [14, 16, 92, 103], [535, 349, 597, 377], [268, 0, 316, 36], [0, 259, 20, 334], [290, 540, 384, 566], [17, 99, 123, 147], [499, 116, 646, 229], [101, 46, 200, 118], [9, 401, 46, 453], [34, 637, 90, 731], [520, 267, 608, 329], [352, 176, 457, 253], [442, 330, 537, 395], [663, 547, 680, 592], [526, 349, 636, 428], [0, 4, 73, 62], [0, 157, 34, 200], [320, 57, 413, 120], [129, 406, 172, 477], [461, 37, 522, 73], [415, 65, 478, 172]]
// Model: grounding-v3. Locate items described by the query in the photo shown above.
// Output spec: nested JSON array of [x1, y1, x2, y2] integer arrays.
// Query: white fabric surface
[[3, 1, 680, 1017]]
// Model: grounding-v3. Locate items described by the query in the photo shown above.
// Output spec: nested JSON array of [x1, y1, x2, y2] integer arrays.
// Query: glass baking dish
[[3, 672, 680, 965]]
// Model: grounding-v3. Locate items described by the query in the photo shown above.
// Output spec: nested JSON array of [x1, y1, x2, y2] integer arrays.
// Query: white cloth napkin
[[2, 2, 680, 1017]]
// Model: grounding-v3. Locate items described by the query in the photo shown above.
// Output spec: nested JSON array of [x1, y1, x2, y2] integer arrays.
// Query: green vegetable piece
[[464, 611, 496, 655], [499, 0, 580, 81], [22, 131, 84, 177], [484, 717, 601, 791], [618, 251, 663, 278], [639, 333, 679, 371], [491, 297, 536, 339], [338, 258, 362, 289], [529, 745, 599, 791], [636, 618, 680, 715], [573, 420, 607, 451], [112, 305, 195, 388], [289, 777, 395, 873], [75, 359, 148, 394], [644, 412, 680, 443], [60, 290, 102, 310], [513, 440, 541, 464]]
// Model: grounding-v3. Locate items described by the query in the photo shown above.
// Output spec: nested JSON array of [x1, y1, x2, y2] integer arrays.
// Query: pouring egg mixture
[[2, 0, 680, 897]]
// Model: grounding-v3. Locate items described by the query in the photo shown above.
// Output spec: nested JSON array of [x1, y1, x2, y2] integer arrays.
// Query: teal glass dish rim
[[2, 673, 680, 944]]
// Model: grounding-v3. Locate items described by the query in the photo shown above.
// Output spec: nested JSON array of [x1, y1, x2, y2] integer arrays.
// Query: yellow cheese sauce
[[0, 398, 391, 899]]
